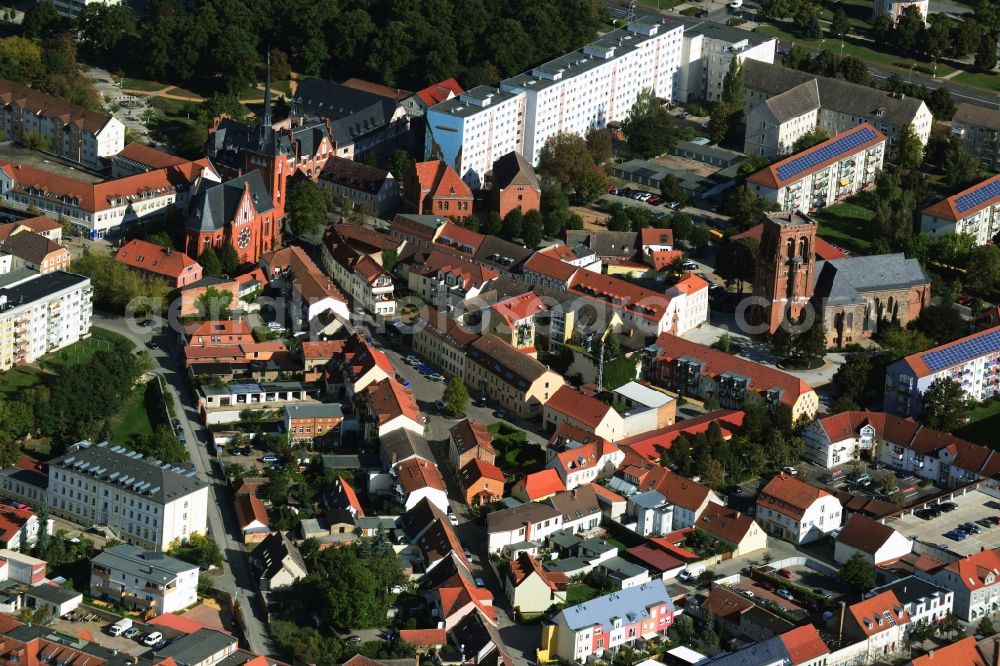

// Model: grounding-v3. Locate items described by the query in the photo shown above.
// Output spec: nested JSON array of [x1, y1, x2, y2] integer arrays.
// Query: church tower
[[752, 211, 817, 334]]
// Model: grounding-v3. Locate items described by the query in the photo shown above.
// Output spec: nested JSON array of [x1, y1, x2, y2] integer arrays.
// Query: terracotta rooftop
[[779, 625, 830, 664], [640, 228, 675, 248], [747, 123, 885, 189], [923, 172, 1000, 222], [397, 458, 447, 494], [397, 628, 447, 646], [414, 160, 472, 201], [341, 77, 412, 101], [847, 590, 908, 637], [522, 251, 578, 283], [544, 385, 614, 430], [493, 291, 547, 326], [414, 78, 464, 106], [115, 142, 189, 169], [234, 492, 268, 529], [364, 378, 420, 425], [617, 409, 745, 464], [509, 551, 568, 591], [435, 220, 486, 257], [942, 548, 1000, 592], [116, 239, 200, 281], [411, 248, 499, 289], [459, 458, 505, 487], [695, 503, 757, 546], [757, 473, 831, 519], [911, 636, 987, 666], [569, 270, 671, 323], [301, 340, 346, 361], [513, 469, 566, 500]]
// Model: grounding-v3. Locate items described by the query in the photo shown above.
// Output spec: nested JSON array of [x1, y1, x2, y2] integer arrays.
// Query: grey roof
[[559, 580, 673, 630], [321, 453, 382, 470], [292, 79, 399, 146], [548, 529, 583, 551], [187, 171, 275, 233], [491, 151, 539, 191], [599, 555, 648, 579], [953, 102, 1000, 131], [208, 117, 329, 169], [430, 85, 523, 119], [0, 271, 88, 315], [251, 532, 307, 581], [487, 501, 560, 534], [705, 635, 792, 665], [543, 556, 592, 574], [565, 230, 641, 259], [548, 486, 601, 522], [813, 253, 930, 306], [448, 608, 510, 665], [91, 544, 197, 584], [473, 235, 534, 271], [678, 18, 774, 46], [25, 584, 82, 604], [380, 428, 432, 465], [284, 403, 344, 419], [628, 489, 669, 510], [871, 575, 951, 606], [743, 60, 926, 130], [156, 628, 238, 666], [51, 441, 206, 504], [466, 334, 554, 389], [319, 156, 393, 193], [765, 79, 820, 123]]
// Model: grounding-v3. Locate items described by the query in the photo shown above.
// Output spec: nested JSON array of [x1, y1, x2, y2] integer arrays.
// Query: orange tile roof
[[116, 239, 201, 280], [234, 493, 268, 530], [617, 410, 745, 464], [649, 531, 699, 561], [779, 625, 829, 664], [148, 612, 227, 635], [17, 215, 61, 234], [397, 628, 447, 646], [544, 386, 614, 430], [847, 590, 908, 637], [943, 548, 1000, 591], [513, 469, 566, 500], [415, 78, 464, 106], [435, 220, 486, 257], [758, 473, 831, 519], [437, 573, 496, 622], [509, 551, 568, 591], [570, 270, 672, 323], [397, 458, 447, 494], [553, 439, 618, 477], [747, 123, 885, 189], [924, 172, 1000, 222], [911, 636, 987, 666], [647, 249, 684, 271], [411, 248, 499, 289], [493, 291, 547, 326], [656, 334, 813, 407], [591, 483, 625, 505], [116, 142, 189, 169], [0, 507, 34, 543], [185, 319, 253, 341], [522, 251, 578, 283], [640, 228, 675, 247], [670, 273, 709, 295], [365, 378, 420, 425], [301, 340, 346, 361], [459, 458, 505, 486], [414, 160, 473, 201], [537, 244, 578, 262], [337, 477, 365, 518], [695, 503, 756, 546], [897, 324, 1000, 379]]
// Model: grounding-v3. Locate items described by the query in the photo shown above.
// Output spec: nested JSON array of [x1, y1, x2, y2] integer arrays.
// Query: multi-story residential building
[[521, 251, 579, 292], [677, 21, 777, 103], [115, 239, 202, 288], [283, 404, 344, 443], [0, 160, 219, 239], [0, 271, 92, 371], [951, 103, 1000, 171], [748, 124, 886, 212], [755, 472, 842, 544], [0, 506, 45, 551], [544, 424, 625, 489], [885, 325, 1000, 417], [464, 334, 564, 419], [654, 333, 819, 424], [407, 249, 499, 311], [610, 465, 722, 530], [544, 580, 674, 662], [90, 544, 199, 615], [198, 382, 322, 425], [487, 502, 563, 554], [490, 151, 541, 218], [317, 157, 400, 219], [921, 173, 1000, 246], [449, 418, 495, 471], [803, 411, 1000, 486], [505, 552, 568, 616], [842, 592, 910, 663], [412, 306, 480, 379], [486, 291, 548, 353], [388, 213, 450, 250], [0, 231, 70, 276], [742, 61, 932, 156], [321, 223, 397, 316], [111, 142, 191, 178], [543, 388, 626, 444], [0, 79, 124, 167], [42, 441, 209, 550], [405, 160, 474, 219], [870, 576, 953, 628], [426, 20, 684, 187], [627, 490, 674, 537], [834, 514, 912, 565], [873, 0, 928, 21], [917, 548, 1000, 621]]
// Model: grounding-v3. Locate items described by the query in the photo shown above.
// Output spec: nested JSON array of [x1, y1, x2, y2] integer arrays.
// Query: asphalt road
[[94, 313, 275, 658]]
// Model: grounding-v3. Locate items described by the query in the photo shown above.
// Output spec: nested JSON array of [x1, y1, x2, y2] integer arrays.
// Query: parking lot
[[49, 616, 158, 656], [893, 489, 1000, 557]]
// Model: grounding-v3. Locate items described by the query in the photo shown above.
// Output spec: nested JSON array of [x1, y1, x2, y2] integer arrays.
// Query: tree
[[837, 56, 872, 86], [218, 242, 240, 275], [522, 210, 544, 247], [286, 179, 330, 237], [914, 304, 968, 344], [708, 102, 731, 145], [792, 128, 829, 153], [891, 125, 924, 171], [674, 615, 695, 643], [195, 286, 234, 319], [832, 353, 871, 407], [715, 237, 758, 294], [584, 127, 612, 169], [168, 532, 223, 569], [879, 470, 898, 497], [727, 185, 775, 230], [701, 458, 726, 488], [536, 132, 607, 204], [940, 613, 964, 639], [21, 0, 59, 38], [977, 32, 998, 72], [829, 8, 849, 38], [503, 209, 524, 241], [442, 376, 469, 417], [0, 37, 44, 85], [602, 328, 621, 360], [483, 212, 503, 236], [621, 89, 677, 158], [198, 247, 223, 277], [721, 58, 744, 109], [381, 248, 398, 273], [977, 617, 996, 636], [919, 377, 968, 432], [388, 149, 412, 182], [966, 244, 1000, 294], [702, 611, 720, 648], [659, 174, 688, 205], [944, 137, 981, 189], [895, 6, 925, 57], [840, 552, 876, 591], [76, 3, 135, 63], [134, 424, 188, 464]]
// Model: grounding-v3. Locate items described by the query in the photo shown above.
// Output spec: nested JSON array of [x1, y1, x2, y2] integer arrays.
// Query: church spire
[[262, 49, 272, 128]]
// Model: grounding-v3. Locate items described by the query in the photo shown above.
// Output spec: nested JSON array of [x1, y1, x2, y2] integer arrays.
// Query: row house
[[609, 464, 722, 530], [0, 271, 92, 370], [283, 403, 344, 443], [335, 333, 396, 398], [843, 591, 909, 663], [407, 248, 499, 311], [921, 173, 1000, 246], [486, 502, 562, 554], [464, 334, 564, 419], [917, 548, 1000, 621], [321, 223, 397, 316], [395, 458, 448, 514], [412, 306, 480, 379], [870, 576, 953, 628], [952, 102, 1000, 171], [755, 472, 842, 544], [545, 423, 624, 490], [317, 156, 400, 218], [485, 291, 548, 354]]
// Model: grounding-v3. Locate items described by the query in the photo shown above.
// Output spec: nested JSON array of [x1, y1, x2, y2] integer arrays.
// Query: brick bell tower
[[752, 211, 817, 334]]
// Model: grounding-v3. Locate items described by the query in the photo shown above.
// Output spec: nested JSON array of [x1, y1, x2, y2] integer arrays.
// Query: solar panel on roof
[[921, 329, 1000, 372], [775, 127, 877, 182], [955, 178, 1000, 214]]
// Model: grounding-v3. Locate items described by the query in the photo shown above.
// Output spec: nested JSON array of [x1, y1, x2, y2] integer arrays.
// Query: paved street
[[93, 313, 275, 657]]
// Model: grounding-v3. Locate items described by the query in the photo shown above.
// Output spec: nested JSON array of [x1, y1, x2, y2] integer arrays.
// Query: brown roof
[[115, 142, 189, 169], [397, 629, 447, 647], [466, 334, 557, 388], [695, 504, 757, 546], [397, 458, 447, 494], [522, 251, 578, 283], [509, 551, 567, 590], [544, 386, 614, 429], [0, 77, 113, 134], [364, 378, 420, 425], [491, 151, 539, 192], [301, 340, 346, 361], [835, 514, 899, 555], [318, 156, 392, 193], [415, 306, 481, 350], [116, 239, 200, 280], [757, 473, 831, 519], [435, 220, 486, 257], [847, 591, 908, 637], [234, 493, 268, 529], [700, 586, 754, 620], [459, 458, 505, 487], [341, 77, 413, 101], [0, 231, 64, 265], [954, 102, 1000, 131], [653, 471, 715, 512], [569, 270, 673, 323], [547, 485, 601, 522], [410, 248, 499, 289], [16, 215, 61, 234], [450, 418, 495, 458]]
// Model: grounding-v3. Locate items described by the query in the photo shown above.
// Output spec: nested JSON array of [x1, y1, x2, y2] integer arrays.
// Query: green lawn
[[955, 400, 1000, 447], [122, 78, 167, 92], [0, 367, 44, 398], [109, 381, 159, 445], [950, 71, 1000, 92], [164, 85, 203, 100], [814, 201, 875, 255], [566, 583, 600, 605], [41, 328, 126, 371]]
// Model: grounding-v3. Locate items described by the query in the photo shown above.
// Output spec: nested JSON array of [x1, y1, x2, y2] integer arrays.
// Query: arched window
[[799, 236, 809, 259], [786, 237, 795, 259]]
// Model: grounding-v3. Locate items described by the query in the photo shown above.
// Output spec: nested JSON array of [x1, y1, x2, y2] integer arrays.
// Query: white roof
[[613, 381, 673, 409], [663, 647, 709, 664]]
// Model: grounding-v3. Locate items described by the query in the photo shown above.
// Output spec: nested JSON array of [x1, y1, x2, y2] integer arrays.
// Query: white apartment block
[[426, 20, 684, 188], [755, 473, 842, 544], [921, 173, 1000, 246], [45, 442, 209, 551], [0, 271, 92, 371], [870, 577, 953, 628], [917, 548, 1000, 621], [885, 325, 1000, 418], [678, 22, 777, 103], [748, 124, 886, 212], [951, 103, 1000, 171], [90, 543, 199, 615], [0, 79, 124, 168], [50, 0, 121, 19]]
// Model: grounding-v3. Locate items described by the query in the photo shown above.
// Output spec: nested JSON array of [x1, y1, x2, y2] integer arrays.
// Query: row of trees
[[871, 7, 998, 72], [70, 0, 605, 96], [72, 251, 170, 315], [0, 33, 102, 112]]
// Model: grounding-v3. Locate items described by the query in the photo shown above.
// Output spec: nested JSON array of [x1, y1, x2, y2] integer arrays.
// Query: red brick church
[[184, 171, 279, 264]]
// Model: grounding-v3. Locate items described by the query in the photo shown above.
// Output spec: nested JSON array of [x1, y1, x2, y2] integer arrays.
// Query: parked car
[[939, 502, 958, 512], [740, 589, 755, 598], [961, 522, 982, 534], [476, 395, 488, 407], [777, 568, 793, 579], [782, 466, 798, 476], [683, 260, 698, 270], [777, 588, 795, 601], [976, 518, 994, 528], [262, 454, 281, 464], [990, 516, 1000, 525], [123, 627, 140, 640], [756, 580, 774, 591], [345, 635, 362, 644], [142, 632, 164, 647], [427, 373, 445, 382], [945, 530, 967, 541], [449, 513, 459, 526]]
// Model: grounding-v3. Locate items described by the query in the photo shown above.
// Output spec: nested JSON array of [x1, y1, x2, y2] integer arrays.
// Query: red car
[[778, 569, 794, 579], [647, 195, 662, 205]]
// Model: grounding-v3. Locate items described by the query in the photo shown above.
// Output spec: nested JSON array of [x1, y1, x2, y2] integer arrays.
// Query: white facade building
[[755, 473, 842, 544], [90, 544, 199, 615], [678, 22, 777, 103], [426, 21, 684, 188], [487, 502, 563, 554], [870, 576, 953, 628], [921, 173, 1000, 246], [0, 271, 92, 371], [917, 548, 1000, 621], [45, 442, 209, 551]]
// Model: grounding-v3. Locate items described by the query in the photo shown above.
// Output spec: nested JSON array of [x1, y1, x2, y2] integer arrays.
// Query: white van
[[729, 0, 743, 7], [108, 618, 132, 636]]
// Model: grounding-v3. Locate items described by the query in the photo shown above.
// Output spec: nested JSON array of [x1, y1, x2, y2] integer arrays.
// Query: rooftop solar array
[[920, 328, 1000, 373], [775, 127, 878, 182], [954, 177, 1000, 214]]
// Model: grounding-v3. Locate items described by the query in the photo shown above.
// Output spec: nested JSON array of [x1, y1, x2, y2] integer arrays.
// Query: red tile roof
[[640, 228, 675, 248], [116, 239, 201, 281], [0, 507, 33, 544], [924, 172, 1000, 222], [459, 458, 505, 487], [911, 636, 987, 666], [509, 551, 568, 591], [414, 160, 473, 201], [435, 220, 485, 257], [835, 513, 899, 555], [397, 458, 447, 494], [646, 249, 684, 271], [493, 291, 547, 326], [185, 319, 253, 341], [438, 573, 496, 622], [617, 409, 745, 464], [649, 531, 699, 561], [365, 378, 420, 425], [537, 244, 578, 262], [757, 473, 831, 519], [591, 483, 625, 505], [234, 493, 268, 530], [732, 223, 848, 261], [695, 503, 756, 546], [570, 270, 673, 323], [15, 215, 61, 234], [353, 254, 388, 285], [653, 471, 715, 512], [897, 324, 1000, 379], [544, 386, 614, 430], [747, 123, 886, 189], [779, 625, 829, 664], [670, 273, 709, 295], [301, 340, 346, 361], [625, 544, 684, 572], [148, 613, 225, 635], [847, 590, 908, 637], [513, 469, 566, 500], [411, 248, 499, 290], [943, 548, 1000, 591], [116, 142, 189, 169], [522, 251, 578, 283], [337, 477, 365, 518], [398, 628, 447, 646], [415, 78, 464, 106], [341, 78, 412, 101], [655, 334, 813, 407]]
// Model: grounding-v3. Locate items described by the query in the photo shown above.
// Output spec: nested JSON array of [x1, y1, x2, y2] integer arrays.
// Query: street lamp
[[909, 62, 916, 84]]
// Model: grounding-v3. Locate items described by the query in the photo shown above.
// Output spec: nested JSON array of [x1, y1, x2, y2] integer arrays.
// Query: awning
[[839, 178, 850, 186]]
